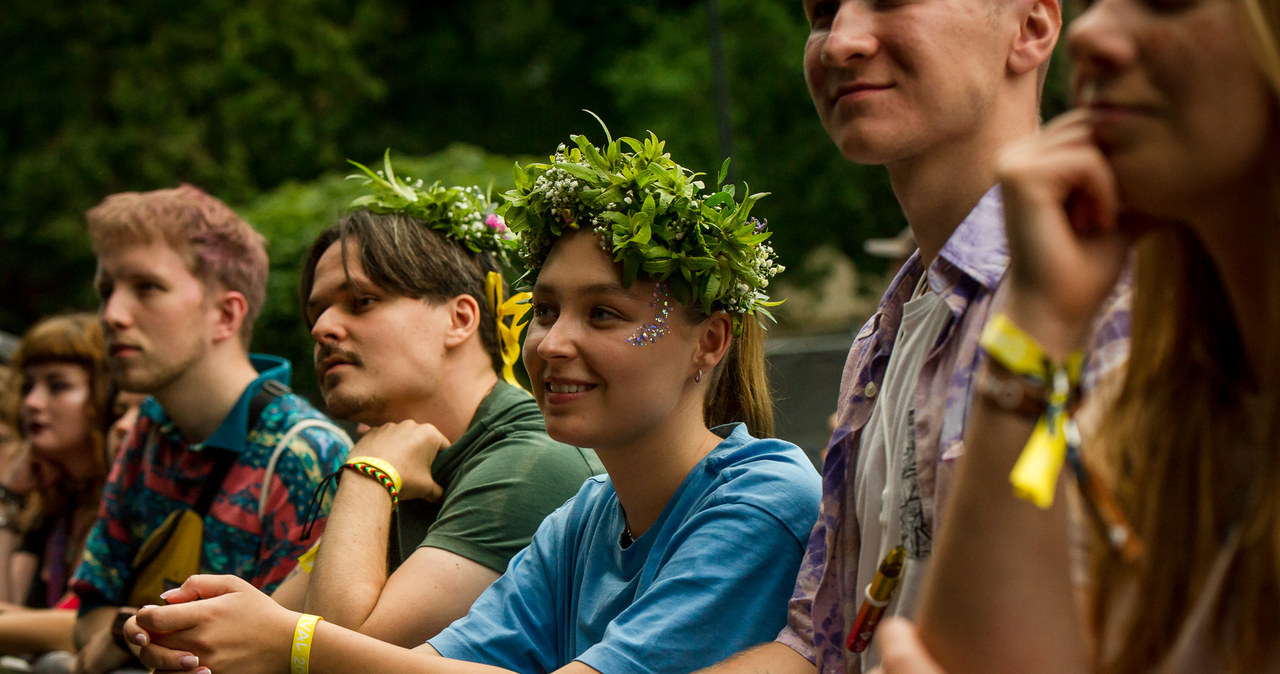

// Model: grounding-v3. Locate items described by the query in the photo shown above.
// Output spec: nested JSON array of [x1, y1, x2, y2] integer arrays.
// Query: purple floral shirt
[[775, 187, 1131, 671]]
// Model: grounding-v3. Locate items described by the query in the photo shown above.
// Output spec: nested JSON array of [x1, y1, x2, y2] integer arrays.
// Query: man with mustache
[[707, 0, 1130, 671], [70, 185, 351, 673], [263, 204, 602, 648]]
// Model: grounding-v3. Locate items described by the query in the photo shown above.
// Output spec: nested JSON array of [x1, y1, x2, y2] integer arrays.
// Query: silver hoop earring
[[695, 369, 703, 383]]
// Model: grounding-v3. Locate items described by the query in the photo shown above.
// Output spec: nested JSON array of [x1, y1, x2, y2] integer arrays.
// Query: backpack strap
[[192, 449, 236, 516], [257, 419, 352, 513], [196, 381, 292, 516]]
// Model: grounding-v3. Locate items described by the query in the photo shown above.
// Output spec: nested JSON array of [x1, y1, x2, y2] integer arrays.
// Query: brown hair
[[1089, 236, 1278, 670], [85, 184, 269, 348], [299, 210, 506, 374], [12, 313, 111, 458], [699, 315, 775, 438], [0, 365, 17, 439], [11, 313, 115, 585], [1081, 0, 1280, 666]]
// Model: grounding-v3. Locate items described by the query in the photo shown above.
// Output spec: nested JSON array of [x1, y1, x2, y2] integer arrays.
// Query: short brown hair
[[85, 184, 269, 347], [299, 210, 506, 374]]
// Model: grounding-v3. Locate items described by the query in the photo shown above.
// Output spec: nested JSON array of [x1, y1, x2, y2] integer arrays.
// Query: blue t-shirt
[[428, 423, 821, 673]]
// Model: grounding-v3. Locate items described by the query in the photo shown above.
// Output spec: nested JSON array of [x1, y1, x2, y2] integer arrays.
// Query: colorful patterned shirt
[[775, 187, 1131, 671], [71, 355, 350, 612]]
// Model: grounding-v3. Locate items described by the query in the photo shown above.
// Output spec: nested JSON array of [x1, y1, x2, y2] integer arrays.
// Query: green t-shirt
[[395, 381, 603, 573]]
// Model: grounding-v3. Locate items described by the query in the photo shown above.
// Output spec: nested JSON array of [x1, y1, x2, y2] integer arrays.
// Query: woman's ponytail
[[704, 319, 774, 437]]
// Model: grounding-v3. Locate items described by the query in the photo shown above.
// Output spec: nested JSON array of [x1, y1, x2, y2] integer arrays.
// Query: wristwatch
[[0, 485, 24, 509], [0, 503, 18, 534], [112, 607, 139, 653]]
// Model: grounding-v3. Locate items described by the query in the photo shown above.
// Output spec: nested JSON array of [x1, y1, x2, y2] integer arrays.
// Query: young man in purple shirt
[[708, 0, 1129, 671]]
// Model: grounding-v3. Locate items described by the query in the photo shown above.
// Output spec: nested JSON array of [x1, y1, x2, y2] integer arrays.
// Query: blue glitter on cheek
[[626, 283, 673, 347]]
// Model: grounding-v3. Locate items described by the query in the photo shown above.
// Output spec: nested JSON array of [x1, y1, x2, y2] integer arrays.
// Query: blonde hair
[[702, 317, 775, 438], [86, 185, 268, 348], [1088, 2, 1280, 664]]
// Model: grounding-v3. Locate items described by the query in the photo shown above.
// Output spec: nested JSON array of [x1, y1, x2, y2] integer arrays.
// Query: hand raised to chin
[[351, 420, 452, 502]]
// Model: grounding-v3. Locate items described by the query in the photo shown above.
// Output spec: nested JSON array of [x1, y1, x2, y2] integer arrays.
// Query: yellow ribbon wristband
[[486, 271, 532, 391], [296, 540, 320, 574], [290, 613, 323, 674], [979, 313, 1083, 382], [346, 456, 402, 495], [979, 313, 1082, 509], [1010, 413, 1069, 508]]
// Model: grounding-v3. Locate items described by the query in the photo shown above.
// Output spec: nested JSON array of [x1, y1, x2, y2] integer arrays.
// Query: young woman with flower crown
[[124, 125, 822, 674]]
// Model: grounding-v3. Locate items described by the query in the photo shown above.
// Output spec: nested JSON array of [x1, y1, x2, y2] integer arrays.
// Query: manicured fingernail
[[180, 655, 199, 669], [142, 604, 158, 609], [195, 669, 212, 674], [160, 588, 179, 599], [134, 632, 148, 646]]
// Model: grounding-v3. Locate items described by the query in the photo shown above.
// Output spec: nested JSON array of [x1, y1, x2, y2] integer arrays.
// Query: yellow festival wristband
[[290, 614, 324, 674], [979, 313, 1082, 509]]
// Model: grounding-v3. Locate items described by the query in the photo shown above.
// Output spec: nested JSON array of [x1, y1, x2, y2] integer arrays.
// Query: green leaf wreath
[[346, 150, 519, 264], [501, 113, 784, 332]]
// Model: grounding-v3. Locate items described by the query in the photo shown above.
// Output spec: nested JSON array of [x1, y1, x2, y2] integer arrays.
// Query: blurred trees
[[1, 0, 1072, 389]]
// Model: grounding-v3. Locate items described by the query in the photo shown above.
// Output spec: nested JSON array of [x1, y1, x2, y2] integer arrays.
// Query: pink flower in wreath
[[485, 214, 507, 232]]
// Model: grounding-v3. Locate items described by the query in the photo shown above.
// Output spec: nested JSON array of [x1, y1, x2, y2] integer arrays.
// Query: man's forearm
[[303, 475, 394, 629], [74, 605, 135, 674], [0, 608, 76, 654], [74, 605, 116, 650]]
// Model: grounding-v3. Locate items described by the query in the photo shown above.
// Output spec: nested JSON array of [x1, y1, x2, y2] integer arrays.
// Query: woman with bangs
[[871, 0, 1280, 668], [123, 128, 821, 674], [0, 313, 115, 658]]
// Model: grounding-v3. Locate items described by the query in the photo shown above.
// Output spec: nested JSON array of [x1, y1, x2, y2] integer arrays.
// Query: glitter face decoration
[[627, 283, 673, 347]]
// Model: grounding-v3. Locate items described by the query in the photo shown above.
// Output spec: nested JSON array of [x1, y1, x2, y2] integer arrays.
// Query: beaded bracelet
[[290, 613, 323, 674], [343, 456, 402, 507]]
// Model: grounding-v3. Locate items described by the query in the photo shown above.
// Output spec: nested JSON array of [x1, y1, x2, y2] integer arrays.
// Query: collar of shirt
[[868, 185, 1008, 357], [138, 353, 293, 453]]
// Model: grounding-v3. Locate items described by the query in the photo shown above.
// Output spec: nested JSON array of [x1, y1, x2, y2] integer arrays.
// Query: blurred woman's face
[[21, 362, 94, 461], [1068, 0, 1274, 218]]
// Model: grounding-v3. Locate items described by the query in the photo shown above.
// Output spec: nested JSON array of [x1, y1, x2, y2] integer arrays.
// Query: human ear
[[694, 311, 733, 376], [1008, 0, 1062, 77], [443, 294, 482, 348], [209, 290, 249, 344]]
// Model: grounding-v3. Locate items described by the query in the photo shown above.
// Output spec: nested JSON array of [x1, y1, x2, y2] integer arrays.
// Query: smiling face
[[522, 231, 710, 452], [96, 240, 216, 395], [306, 238, 454, 425], [802, 0, 1017, 164], [21, 362, 94, 463], [1069, 0, 1275, 217]]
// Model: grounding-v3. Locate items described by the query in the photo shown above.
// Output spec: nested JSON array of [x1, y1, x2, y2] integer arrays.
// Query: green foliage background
[[1, 0, 1072, 395]]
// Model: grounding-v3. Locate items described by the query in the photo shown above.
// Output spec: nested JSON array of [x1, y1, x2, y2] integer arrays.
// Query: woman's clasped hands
[[124, 574, 299, 674]]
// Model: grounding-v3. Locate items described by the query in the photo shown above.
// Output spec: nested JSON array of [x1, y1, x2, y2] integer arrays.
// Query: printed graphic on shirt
[[899, 410, 931, 559]]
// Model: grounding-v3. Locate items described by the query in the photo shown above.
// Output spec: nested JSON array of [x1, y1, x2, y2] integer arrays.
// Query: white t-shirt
[[852, 277, 952, 671]]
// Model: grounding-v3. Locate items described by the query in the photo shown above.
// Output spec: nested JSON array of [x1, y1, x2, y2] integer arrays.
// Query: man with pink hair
[[69, 185, 350, 673]]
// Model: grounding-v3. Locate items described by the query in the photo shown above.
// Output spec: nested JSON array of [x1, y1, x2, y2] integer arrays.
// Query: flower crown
[[501, 115, 784, 331], [346, 150, 531, 389], [346, 150, 519, 264]]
